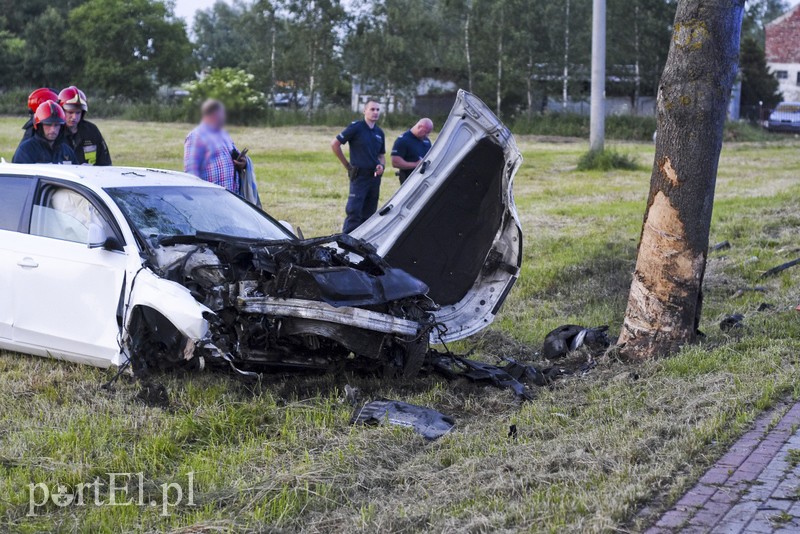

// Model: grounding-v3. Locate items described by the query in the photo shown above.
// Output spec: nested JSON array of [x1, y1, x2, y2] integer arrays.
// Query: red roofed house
[[766, 5, 800, 102]]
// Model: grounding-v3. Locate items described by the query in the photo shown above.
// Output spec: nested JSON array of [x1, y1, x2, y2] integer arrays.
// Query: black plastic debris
[[351, 400, 455, 440], [508, 424, 518, 440], [429, 353, 533, 400], [501, 359, 550, 387], [542, 325, 610, 360], [731, 286, 767, 299], [710, 240, 731, 252], [757, 303, 775, 312], [760, 258, 800, 279], [720, 313, 745, 332], [427, 352, 585, 401]]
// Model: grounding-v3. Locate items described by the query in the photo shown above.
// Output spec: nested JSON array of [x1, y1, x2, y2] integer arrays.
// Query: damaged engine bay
[[127, 233, 438, 378]]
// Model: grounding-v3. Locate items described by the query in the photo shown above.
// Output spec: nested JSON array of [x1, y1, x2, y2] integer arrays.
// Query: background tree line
[[0, 0, 786, 119]]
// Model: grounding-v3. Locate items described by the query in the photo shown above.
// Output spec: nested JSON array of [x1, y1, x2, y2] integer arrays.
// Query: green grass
[[1, 117, 800, 532], [577, 148, 640, 171]]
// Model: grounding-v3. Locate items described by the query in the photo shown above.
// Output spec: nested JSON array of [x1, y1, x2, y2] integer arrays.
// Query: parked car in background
[[766, 102, 800, 132], [0, 90, 522, 379], [272, 91, 308, 108]]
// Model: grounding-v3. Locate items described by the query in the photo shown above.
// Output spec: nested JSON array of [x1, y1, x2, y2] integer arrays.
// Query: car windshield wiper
[[156, 234, 202, 246], [158, 231, 293, 247]]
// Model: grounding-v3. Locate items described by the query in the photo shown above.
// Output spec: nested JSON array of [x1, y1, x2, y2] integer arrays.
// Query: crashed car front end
[[122, 232, 434, 378], [115, 90, 522, 379]]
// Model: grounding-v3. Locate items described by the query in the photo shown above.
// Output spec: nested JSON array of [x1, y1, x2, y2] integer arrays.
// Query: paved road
[[648, 402, 800, 533]]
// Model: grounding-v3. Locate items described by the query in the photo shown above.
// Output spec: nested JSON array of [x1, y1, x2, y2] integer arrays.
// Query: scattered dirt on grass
[[471, 329, 542, 361], [135, 381, 170, 409]]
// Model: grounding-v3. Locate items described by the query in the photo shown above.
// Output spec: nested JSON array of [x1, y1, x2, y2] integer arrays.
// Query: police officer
[[21, 88, 59, 142], [58, 86, 112, 166], [391, 118, 433, 185], [13, 101, 78, 164], [331, 100, 386, 233]]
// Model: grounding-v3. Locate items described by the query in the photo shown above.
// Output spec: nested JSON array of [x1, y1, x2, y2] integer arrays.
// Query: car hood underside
[[353, 90, 523, 343]]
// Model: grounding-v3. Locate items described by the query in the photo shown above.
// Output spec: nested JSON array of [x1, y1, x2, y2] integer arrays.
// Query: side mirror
[[88, 224, 124, 251], [88, 223, 106, 249]]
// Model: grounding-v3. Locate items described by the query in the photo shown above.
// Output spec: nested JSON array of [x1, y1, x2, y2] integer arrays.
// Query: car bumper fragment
[[237, 296, 422, 336]]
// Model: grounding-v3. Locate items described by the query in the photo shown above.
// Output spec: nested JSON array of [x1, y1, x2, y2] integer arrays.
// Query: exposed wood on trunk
[[618, 0, 745, 359]]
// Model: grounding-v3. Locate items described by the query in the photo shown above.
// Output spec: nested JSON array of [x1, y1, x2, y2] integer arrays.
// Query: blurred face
[[203, 108, 226, 130], [412, 120, 433, 139], [42, 123, 61, 142], [364, 102, 381, 123], [64, 108, 82, 131]]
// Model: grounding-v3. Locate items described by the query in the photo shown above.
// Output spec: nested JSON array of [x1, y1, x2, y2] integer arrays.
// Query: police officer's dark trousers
[[343, 169, 381, 233]]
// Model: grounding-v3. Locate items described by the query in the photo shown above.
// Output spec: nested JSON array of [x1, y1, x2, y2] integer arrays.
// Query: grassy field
[[1, 117, 800, 533]]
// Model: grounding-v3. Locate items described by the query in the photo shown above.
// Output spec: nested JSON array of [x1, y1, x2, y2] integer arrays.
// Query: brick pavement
[[647, 402, 800, 533]]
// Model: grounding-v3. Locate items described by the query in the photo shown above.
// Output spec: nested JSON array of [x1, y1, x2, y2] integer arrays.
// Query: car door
[[352, 90, 523, 343], [11, 180, 128, 367], [0, 175, 37, 341]]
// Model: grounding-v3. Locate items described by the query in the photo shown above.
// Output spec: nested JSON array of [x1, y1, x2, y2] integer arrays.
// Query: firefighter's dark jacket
[[64, 120, 112, 166], [13, 129, 78, 165]]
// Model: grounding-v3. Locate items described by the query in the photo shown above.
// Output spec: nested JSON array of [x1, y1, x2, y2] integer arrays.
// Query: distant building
[[350, 78, 458, 115], [766, 5, 800, 102], [531, 63, 657, 116]]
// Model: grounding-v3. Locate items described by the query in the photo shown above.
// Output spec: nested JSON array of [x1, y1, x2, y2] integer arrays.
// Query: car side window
[[30, 185, 115, 245], [0, 176, 33, 232]]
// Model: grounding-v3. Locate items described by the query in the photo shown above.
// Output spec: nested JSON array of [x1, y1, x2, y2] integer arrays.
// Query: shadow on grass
[[530, 240, 636, 323]]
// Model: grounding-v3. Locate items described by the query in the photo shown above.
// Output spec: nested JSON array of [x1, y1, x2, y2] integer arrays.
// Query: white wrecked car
[[0, 91, 522, 378]]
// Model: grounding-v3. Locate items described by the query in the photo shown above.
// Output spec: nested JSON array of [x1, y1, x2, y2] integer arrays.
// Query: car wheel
[[384, 336, 428, 380]]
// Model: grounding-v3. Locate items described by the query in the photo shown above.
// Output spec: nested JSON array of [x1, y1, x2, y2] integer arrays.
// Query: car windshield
[[105, 186, 292, 242]]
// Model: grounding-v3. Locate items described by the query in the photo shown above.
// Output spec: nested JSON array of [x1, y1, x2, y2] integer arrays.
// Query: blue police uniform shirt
[[391, 130, 432, 164], [336, 120, 386, 170]]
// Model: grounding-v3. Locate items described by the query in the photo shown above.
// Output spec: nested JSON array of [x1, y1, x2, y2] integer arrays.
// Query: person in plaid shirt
[[184, 100, 246, 193]]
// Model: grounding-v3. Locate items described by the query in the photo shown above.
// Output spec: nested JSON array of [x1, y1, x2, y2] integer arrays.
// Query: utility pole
[[589, 0, 606, 151]]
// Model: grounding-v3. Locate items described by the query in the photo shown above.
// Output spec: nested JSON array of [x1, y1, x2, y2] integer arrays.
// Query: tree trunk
[[307, 40, 318, 117], [527, 49, 534, 118], [562, 0, 570, 109], [496, 17, 503, 117], [617, 0, 744, 359], [633, 1, 641, 115], [465, 6, 473, 93], [269, 11, 277, 104]]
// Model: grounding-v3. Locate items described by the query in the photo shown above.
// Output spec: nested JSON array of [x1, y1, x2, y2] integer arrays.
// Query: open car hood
[[352, 90, 523, 343]]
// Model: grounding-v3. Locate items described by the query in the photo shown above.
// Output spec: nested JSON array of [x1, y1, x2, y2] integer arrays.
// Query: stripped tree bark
[[618, 0, 745, 359]]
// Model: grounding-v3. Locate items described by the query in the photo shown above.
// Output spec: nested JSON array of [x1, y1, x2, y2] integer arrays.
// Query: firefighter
[[58, 86, 112, 166], [13, 101, 78, 164], [21, 88, 59, 142]]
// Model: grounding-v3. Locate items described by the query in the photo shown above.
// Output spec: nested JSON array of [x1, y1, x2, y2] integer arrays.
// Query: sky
[[174, 0, 224, 23]]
